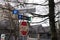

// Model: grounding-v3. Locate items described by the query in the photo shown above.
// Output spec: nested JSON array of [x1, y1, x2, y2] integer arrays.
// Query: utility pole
[[49, 0, 58, 40]]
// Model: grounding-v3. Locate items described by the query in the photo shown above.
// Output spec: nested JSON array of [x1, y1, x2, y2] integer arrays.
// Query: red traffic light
[[21, 21, 27, 26]]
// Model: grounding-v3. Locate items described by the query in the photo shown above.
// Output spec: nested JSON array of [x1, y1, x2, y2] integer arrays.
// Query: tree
[[49, 0, 58, 40]]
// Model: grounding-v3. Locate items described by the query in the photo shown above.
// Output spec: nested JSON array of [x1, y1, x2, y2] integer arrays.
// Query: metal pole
[[49, 0, 58, 40], [23, 36, 25, 40]]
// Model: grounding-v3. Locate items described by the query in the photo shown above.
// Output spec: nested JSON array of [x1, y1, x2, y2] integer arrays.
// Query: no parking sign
[[19, 20, 29, 36]]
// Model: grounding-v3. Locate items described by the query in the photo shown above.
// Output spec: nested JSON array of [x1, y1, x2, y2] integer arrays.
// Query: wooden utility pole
[[49, 0, 58, 40]]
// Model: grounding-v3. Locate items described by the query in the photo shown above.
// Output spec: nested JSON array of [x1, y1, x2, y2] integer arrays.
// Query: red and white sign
[[19, 20, 29, 36]]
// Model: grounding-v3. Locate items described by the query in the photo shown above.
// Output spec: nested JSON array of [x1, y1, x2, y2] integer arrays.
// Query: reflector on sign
[[21, 21, 27, 26], [12, 9, 19, 14], [18, 15, 23, 19], [21, 31, 27, 35]]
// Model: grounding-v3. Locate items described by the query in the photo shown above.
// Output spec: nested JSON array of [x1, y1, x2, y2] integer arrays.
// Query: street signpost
[[18, 15, 32, 21]]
